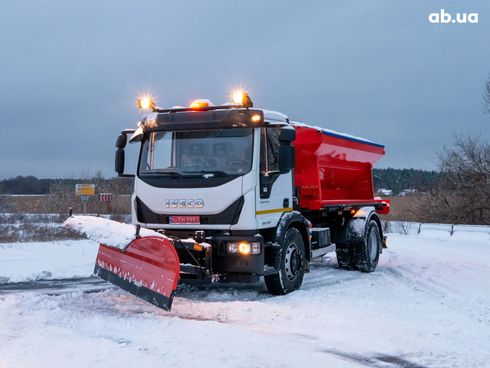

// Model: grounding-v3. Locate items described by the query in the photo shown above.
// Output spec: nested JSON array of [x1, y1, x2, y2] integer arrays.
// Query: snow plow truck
[[93, 91, 390, 311]]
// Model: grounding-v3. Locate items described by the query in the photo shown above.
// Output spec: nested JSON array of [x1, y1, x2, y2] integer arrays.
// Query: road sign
[[99, 193, 113, 202], [75, 184, 95, 196]]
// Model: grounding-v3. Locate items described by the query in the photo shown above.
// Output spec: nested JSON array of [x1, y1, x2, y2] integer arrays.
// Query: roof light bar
[[135, 90, 254, 113]]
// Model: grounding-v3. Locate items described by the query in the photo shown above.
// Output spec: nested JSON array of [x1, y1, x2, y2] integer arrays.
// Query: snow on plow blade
[[94, 236, 180, 311], [63, 216, 180, 311]]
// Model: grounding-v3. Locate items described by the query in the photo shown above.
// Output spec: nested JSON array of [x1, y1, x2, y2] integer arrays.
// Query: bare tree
[[484, 75, 490, 115], [424, 135, 490, 224]]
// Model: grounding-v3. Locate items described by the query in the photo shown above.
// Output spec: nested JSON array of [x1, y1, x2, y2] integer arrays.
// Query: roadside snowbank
[[63, 215, 164, 249], [0, 239, 98, 283], [384, 221, 490, 238]]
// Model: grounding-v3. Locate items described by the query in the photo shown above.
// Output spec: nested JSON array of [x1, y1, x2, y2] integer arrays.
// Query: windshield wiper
[[183, 170, 231, 178], [143, 170, 184, 178], [143, 170, 232, 178]]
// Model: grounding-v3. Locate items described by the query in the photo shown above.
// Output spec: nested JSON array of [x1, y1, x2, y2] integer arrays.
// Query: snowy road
[[1, 232, 489, 368]]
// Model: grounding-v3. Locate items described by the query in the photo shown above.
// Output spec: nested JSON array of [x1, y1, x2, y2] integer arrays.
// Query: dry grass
[[0, 193, 132, 242], [382, 196, 427, 222], [1, 194, 131, 215]]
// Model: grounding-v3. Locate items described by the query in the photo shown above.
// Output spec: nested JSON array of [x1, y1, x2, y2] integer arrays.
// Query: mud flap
[[94, 236, 180, 311]]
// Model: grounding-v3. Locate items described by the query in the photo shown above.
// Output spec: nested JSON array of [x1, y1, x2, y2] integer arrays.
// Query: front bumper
[[172, 233, 265, 282]]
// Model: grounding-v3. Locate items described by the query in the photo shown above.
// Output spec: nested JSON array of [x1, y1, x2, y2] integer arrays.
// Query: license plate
[[169, 216, 200, 225]]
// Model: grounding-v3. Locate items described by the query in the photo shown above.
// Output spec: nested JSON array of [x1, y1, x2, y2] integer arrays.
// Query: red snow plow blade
[[94, 236, 180, 311]]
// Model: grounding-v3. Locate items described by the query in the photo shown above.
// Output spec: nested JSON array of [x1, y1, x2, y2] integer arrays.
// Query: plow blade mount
[[94, 236, 180, 311]]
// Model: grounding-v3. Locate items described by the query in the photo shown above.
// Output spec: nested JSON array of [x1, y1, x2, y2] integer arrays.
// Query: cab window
[[260, 127, 281, 174]]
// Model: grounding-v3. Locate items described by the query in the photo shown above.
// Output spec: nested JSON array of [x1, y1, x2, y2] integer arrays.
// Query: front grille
[[136, 196, 244, 225]]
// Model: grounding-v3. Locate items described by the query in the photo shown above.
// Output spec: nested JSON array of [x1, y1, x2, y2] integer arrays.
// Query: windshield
[[139, 128, 254, 177]]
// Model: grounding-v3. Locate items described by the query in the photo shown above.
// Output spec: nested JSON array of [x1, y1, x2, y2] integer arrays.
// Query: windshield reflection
[[139, 129, 254, 177]]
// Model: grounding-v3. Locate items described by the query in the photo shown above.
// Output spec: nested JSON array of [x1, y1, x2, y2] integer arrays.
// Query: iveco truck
[[88, 91, 389, 310]]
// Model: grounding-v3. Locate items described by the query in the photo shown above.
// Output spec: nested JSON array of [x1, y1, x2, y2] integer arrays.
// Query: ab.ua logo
[[429, 9, 478, 24]]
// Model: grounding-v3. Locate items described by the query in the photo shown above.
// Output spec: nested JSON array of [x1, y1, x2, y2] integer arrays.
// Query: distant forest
[[373, 168, 441, 195], [0, 176, 52, 194], [0, 176, 133, 195], [0, 169, 441, 196]]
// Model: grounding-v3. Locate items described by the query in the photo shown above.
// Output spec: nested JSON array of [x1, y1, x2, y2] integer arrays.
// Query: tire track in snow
[[0, 276, 112, 294], [321, 349, 429, 368]]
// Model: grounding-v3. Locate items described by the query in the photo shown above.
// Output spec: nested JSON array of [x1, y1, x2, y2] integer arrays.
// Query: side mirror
[[114, 132, 135, 177], [115, 148, 125, 175], [279, 145, 295, 173], [279, 127, 296, 143], [279, 126, 295, 173]]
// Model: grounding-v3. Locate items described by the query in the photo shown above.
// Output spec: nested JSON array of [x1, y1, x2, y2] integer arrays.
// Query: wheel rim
[[285, 242, 302, 280], [368, 227, 379, 262]]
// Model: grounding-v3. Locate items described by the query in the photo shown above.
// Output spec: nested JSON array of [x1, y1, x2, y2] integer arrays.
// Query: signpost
[[75, 184, 95, 213], [99, 192, 113, 213]]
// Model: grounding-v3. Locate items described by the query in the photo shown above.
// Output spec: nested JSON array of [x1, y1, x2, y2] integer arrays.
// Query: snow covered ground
[[1, 231, 489, 368]]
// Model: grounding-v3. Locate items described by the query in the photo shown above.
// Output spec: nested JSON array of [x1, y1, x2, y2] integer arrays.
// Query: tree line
[[0, 176, 133, 195], [0, 169, 441, 196], [373, 168, 441, 194]]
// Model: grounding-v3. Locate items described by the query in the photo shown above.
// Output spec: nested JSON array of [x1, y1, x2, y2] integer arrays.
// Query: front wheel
[[265, 227, 306, 295]]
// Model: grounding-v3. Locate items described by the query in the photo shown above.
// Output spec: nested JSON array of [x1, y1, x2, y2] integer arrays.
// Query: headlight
[[227, 242, 238, 254], [227, 241, 260, 255]]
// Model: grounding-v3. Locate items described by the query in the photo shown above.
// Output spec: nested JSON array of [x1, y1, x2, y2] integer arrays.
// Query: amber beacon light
[[137, 96, 155, 110]]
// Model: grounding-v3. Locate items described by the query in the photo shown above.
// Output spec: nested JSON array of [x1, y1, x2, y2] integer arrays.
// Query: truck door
[[256, 127, 293, 229]]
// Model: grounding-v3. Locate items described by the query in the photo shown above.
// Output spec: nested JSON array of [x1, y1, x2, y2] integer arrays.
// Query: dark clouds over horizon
[[0, 0, 489, 178]]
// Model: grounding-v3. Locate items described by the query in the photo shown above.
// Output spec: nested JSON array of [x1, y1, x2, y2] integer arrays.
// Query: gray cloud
[[0, 0, 489, 178]]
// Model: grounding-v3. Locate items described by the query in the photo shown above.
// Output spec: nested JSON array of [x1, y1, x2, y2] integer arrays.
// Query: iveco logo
[[165, 199, 204, 208]]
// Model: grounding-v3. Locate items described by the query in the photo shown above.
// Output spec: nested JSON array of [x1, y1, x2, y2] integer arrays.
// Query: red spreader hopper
[[293, 124, 388, 212], [94, 236, 180, 311]]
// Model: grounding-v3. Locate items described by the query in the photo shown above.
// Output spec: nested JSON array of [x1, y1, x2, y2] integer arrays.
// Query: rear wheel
[[265, 227, 306, 295], [353, 220, 381, 272], [335, 244, 355, 270], [335, 219, 381, 273]]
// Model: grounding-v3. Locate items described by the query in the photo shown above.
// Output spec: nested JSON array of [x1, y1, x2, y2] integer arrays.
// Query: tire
[[353, 219, 381, 272], [265, 227, 306, 295], [335, 244, 355, 270]]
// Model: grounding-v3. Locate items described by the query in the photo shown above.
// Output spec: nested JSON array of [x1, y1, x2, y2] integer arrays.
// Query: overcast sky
[[0, 0, 489, 178]]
